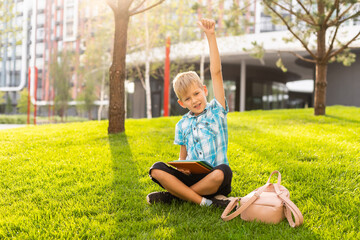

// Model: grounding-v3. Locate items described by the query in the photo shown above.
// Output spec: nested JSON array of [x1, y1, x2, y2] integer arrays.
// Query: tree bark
[[314, 1, 327, 116], [144, 8, 152, 119], [88, 109, 92, 120], [98, 69, 106, 121], [314, 63, 327, 115], [108, 11, 129, 134]]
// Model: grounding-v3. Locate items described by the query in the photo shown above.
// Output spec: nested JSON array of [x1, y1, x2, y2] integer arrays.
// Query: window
[[37, 13, 45, 25], [37, 28, 45, 40], [16, 45, 22, 55], [38, 0, 46, 10], [15, 60, 21, 71], [36, 43, 44, 54], [58, 41, 63, 51], [63, 0, 78, 41]]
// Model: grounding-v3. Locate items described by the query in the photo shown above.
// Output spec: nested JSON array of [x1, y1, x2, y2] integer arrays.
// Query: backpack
[[221, 171, 303, 227]]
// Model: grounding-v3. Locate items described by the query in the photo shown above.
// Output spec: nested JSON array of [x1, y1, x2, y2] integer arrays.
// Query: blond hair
[[173, 71, 203, 100]]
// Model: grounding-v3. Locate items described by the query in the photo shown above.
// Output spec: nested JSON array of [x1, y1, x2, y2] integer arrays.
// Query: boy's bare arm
[[179, 145, 187, 160], [198, 18, 226, 109], [178, 145, 190, 175]]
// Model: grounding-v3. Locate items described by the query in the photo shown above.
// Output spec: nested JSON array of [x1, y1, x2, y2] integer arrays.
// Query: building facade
[[1, 0, 359, 118], [0, 0, 110, 118]]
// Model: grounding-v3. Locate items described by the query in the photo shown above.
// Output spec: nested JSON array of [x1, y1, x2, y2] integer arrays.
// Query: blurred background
[[0, 0, 359, 123]]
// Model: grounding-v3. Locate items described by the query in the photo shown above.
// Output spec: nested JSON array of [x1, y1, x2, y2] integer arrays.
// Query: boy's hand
[[198, 18, 215, 35], [177, 168, 191, 175]]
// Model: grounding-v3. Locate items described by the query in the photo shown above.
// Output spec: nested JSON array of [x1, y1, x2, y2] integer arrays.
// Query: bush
[[0, 114, 88, 124]]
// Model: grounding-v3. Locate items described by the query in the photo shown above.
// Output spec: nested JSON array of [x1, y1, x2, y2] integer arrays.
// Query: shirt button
[[199, 152, 202, 155], [193, 127, 196, 131]]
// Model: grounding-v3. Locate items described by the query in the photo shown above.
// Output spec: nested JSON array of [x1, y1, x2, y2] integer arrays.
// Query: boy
[[147, 18, 232, 208]]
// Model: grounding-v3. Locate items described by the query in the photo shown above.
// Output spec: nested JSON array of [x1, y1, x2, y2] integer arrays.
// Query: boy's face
[[177, 83, 208, 116]]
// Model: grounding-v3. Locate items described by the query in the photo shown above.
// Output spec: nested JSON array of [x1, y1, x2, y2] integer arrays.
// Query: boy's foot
[[146, 191, 179, 205], [210, 195, 231, 208]]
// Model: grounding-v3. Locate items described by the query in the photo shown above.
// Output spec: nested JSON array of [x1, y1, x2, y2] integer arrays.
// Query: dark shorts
[[149, 161, 232, 198]]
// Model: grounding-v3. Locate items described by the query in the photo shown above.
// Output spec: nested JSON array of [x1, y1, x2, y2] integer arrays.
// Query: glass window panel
[[37, 14, 45, 25], [38, 0, 46, 10]]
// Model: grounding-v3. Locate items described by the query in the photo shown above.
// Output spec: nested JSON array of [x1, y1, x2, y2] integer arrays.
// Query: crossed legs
[[150, 168, 225, 204]]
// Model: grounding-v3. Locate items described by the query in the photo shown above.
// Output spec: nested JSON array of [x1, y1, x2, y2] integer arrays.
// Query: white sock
[[200, 197, 213, 206]]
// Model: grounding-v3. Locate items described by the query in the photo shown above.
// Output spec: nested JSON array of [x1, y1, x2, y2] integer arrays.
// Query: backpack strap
[[221, 183, 270, 221], [267, 170, 281, 185], [278, 191, 304, 227], [274, 181, 304, 227]]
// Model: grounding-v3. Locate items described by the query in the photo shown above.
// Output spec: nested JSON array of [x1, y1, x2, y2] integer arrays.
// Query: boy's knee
[[216, 164, 232, 178], [212, 164, 232, 185], [150, 169, 165, 180], [211, 169, 224, 184], [149, 162, 169, 181]]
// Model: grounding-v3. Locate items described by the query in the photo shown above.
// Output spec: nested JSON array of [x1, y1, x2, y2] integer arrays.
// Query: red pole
[[27, 68, 31, 125], [163, 36, 171, 117], [34, 67, 38, 125]]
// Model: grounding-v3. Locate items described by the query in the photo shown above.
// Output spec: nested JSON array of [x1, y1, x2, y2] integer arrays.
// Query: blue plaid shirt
[[174, 98, 229, 167]]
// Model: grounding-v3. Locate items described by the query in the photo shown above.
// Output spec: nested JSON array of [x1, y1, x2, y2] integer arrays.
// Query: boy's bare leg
[[190, 169, 224, 196], [151, 169, 203, 204], [151, 169, 224, 202]]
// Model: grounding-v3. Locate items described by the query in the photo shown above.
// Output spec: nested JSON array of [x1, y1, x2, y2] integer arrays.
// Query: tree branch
[[270, 1, 315, 25], [324, 23, 340, 61], [285, 51, 317, 63], [105, 0, 117, 12], [135, 64, 146, 89], [327, 3, 356, 26], [295, 0, 316, 24], [264, 2, 318, 60], [328, 31, 360, 60], [129, 0, 165, 16], [129, 0, 146, 13], [337, 11, 360, 25], [125, 0, 136, 10], [323, 0, 339, 25]]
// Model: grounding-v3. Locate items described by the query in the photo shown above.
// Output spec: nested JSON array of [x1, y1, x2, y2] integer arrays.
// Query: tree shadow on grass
[[108, 132, 145, 238], [325, 115, 360, 125]]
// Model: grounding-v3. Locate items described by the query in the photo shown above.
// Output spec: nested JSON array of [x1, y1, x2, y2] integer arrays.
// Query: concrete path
[[0, 124, 26, 130]]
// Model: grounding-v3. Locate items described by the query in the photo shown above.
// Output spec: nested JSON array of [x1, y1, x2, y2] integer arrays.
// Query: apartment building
[[0, 0, 109, 118]]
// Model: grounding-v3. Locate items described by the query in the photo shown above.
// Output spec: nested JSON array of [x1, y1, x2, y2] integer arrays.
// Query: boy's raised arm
[[198, 18, 226, 109]]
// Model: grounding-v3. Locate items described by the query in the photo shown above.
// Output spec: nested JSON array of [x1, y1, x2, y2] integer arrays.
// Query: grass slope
[[0, 106, 359, 239]]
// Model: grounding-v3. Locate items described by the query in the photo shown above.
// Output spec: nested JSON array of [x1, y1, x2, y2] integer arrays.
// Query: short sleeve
[[210, 98, 229, 115], [174, 121, 185, 145]]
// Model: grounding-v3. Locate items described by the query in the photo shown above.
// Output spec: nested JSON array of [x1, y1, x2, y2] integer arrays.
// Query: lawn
[[0, 106, 359, 239]]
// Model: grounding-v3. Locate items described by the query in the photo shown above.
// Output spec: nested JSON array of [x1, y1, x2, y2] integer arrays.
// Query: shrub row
[[0, 114, 88, 124]]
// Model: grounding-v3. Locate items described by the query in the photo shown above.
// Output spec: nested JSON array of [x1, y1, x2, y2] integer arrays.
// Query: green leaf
[[276, 58, 288, 72]]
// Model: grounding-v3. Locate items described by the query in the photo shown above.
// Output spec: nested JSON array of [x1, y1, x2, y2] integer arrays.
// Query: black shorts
[[149, 161, 232, 198]]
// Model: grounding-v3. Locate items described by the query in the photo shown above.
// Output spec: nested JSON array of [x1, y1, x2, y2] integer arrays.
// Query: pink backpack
[[221, 171, 304, 227]]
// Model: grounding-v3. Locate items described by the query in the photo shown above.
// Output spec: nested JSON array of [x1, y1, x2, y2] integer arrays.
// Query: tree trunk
[[98, 69, 105, 121], [108, 12, 129, 133], [145, 60, 152, 118], [200, 46, 205, 82], [314, 1, 327, 116], [60, 107, 64, 122], [314, 63, 327, 115], [144, 9, 152, 119]]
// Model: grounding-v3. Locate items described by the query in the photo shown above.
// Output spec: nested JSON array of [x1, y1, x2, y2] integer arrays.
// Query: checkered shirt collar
[[184, 102, 210, 118]]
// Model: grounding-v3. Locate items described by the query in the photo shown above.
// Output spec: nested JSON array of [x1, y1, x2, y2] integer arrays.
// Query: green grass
[[0, 105, 359, 239]]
